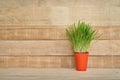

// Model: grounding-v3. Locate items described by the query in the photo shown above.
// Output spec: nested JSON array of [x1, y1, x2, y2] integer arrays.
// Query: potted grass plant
[[66, 21, 98, 71]]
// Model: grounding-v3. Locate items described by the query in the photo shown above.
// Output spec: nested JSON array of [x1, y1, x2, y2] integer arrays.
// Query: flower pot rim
[[74, 52, 89, 54]]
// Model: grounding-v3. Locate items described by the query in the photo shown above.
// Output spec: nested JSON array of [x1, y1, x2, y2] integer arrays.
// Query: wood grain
[[0, 0, 120, 69], [0, 40, 117, 55], [0, 55, 119, 68], [0, 68, 120, 80], [0, 26, 120, 40], [0, 0, 120, 26], [111, 40, 120, 55], [110, 27, 120, 40]]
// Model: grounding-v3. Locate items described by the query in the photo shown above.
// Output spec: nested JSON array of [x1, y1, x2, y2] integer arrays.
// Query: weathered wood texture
[[0, 0, 120, 26], [0, 55, 119, 68], [0, 40, 119, 55], [0, 68, 120, 80], [0, 26, 120, 40], [0, 0, 120, 68]]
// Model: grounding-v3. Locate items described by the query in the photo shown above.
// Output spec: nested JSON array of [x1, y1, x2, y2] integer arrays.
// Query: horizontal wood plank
[[0, 68, 120, 80], [0, 55, 119, 68], [0, 1, 120, 26], [0, 40, 119, 55], [0, 26, 120, 40], [0, 40, 120, 55]]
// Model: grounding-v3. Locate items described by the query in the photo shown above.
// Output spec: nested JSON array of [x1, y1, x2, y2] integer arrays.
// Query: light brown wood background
[[0, 0, 120, 68]]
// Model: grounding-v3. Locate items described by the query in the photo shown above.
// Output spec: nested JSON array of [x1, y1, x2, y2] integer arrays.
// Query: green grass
[[66, 21, 98, 53]]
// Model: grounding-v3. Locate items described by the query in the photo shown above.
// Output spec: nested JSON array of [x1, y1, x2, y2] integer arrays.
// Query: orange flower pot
[[74, 52, 88, 71]]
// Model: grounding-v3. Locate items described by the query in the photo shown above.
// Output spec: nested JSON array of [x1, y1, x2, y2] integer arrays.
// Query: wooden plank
[[0, 27, 56, 40], [0, 0, 120, 26], [0, 40, 56, 55], [113, 56, 120, 68], [0, 7, 51, 26], [0, 0, 38, 7], [94, 26, 110, 40], [0, 55, 119, 68], [0, 40, 115, 55], [0, 26, 119, 40], [109, 6, 120, 26], [0, 7, 69, 26], [39, 0, 110, 7], [69, 7, 110, 26], [110, 27, 120, 40], [111, 40, 120, 55], [89, 40, 111, 55], [0, 26, 66, 40], [0, 68, 120, 80]]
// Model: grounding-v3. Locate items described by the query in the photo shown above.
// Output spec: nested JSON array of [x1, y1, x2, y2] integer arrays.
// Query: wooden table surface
[[0, 68, 120, 80]]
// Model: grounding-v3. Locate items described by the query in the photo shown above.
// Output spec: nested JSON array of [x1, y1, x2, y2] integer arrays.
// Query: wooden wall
[[0, 0, 120, 68]]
